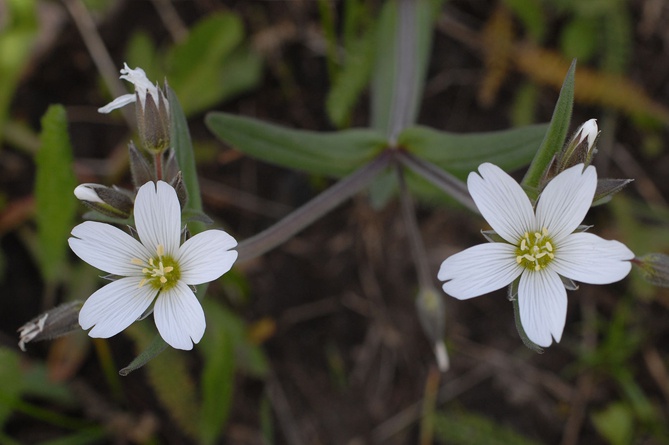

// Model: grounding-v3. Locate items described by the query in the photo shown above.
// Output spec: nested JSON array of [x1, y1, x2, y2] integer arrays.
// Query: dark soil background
[[2, 0, 669, 444]]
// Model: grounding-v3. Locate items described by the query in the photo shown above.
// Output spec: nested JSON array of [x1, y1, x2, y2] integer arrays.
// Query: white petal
[[438, 242, 523, 299], [468, 163, 536, 244], [178, 230, 238, 285], [518, 269, 567, 347], [69, 221, 150, 276], [550, 232, 634, 284], [580, 119, 598, 149], [79, 277, 157, 338], [98, 94, 136, 114], [74, 184, 104, 203], [153, 282, 206, 350], [134, 181, 182, 257], [118, 64, 167, 112], [536, 164, 597, 241]]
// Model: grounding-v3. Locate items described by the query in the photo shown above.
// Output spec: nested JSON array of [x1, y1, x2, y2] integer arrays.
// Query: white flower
[[438, 163, 633, 347], [69, 181, 238, 350], [98, 63, 168, 115]]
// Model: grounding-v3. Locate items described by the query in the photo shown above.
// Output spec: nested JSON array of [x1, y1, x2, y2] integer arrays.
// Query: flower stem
[[396, 151, 478, 214], [154, 152, 163, 181], [236, 152, 391, 263], [396, 162, 432, 290]]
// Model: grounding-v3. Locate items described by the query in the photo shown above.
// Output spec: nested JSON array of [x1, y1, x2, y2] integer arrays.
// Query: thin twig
[[236, 152, 391, 263], [396, 163, 433, 290], [396, 151, 477, 213], [150, 0, 188, 43]]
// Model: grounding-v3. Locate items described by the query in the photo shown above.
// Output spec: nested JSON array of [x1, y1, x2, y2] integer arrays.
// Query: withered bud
[[74, 183, 133, 219], [18, 301, 84, 351], [634, 253, 669, 287]]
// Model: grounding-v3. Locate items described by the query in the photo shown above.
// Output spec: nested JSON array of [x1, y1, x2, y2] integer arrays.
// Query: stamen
[[516, 228, 556, 271], [156, 245, 164, 257], [130, 258, 144, 265]]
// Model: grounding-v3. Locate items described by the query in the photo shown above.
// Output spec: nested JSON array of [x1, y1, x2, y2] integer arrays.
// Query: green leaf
[[398, 123, 549, 178], [199, 301, 236, 445], [521, 60, 576, 193], [206, 112, 387, 178], [165, 13, 262, 115], [35, 105, 78, 283], [0, 348, 23, 428], [370, 0, 439, 137], [0, 0, 37, 143], [168, 86, 205, 235]]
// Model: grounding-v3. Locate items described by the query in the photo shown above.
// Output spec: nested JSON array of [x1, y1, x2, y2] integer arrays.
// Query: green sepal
[[521, 60, 576, 195], [118, 333, 168, 376], [205, 112, 387, 178], [592, 178, 633, 206]]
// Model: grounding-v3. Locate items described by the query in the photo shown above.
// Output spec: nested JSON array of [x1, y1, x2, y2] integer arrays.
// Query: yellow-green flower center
[[131, 245, 181, 290], [515, 228, 555, 271]]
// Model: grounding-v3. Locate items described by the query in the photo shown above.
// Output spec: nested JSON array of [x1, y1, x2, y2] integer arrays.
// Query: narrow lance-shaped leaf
[[521, 60, 576, 194], [168, 85, 205, 235], [199, 300, 237, 444], [206, 112, 387, 178], [371, 0, 440, 139], [398, 123, 549, 178], [36, 105, 78, 283]]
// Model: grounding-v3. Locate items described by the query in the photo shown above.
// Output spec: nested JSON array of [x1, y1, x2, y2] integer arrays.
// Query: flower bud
[[170, 171, 188, 210], [74, 183, 133, 219], [136, 86, 171, 155], [558, 119, 599, 171], [416, 286, 449, 371], [18, 301, 84, 351]]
